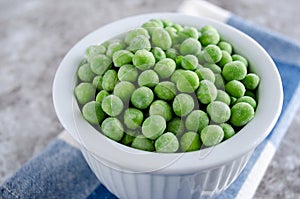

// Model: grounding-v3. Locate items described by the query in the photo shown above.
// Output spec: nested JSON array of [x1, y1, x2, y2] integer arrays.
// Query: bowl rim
[[53, 12, 283, 174]]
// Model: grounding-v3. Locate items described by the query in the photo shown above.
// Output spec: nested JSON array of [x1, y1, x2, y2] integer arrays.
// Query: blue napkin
[[1, 1, 300, 198]]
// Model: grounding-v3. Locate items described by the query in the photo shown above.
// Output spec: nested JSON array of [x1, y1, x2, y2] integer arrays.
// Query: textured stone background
[[0, 0, 299, 198]]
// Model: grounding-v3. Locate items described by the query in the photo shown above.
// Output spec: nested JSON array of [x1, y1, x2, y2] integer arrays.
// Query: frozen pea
[[131, 135, 154, 152], [82, 101, 105, 125], [155, 132, 179, 153], [172, 24, 184, 32], [177, 27, 199, 42], [197, 51, 206, 65], [173, 93, 194, 117], [79, 58, 88, 66], [222, 61, 247, 81], [92, 75, 103, 90], [170, 69, 184, 83], [154, 58, 176, 78], [151, 47, 166, 61], [121, 133, 135, 146], [101, 117, 124, 141], [162, 19, 173, 27], [102, 70, 118, 92], [78, 63, 96, 82], [142, 115, 166, 140], [154, 81, 176, 101], [112, 50, 133, 67], [195, 67, 215, 83], [176, 70, 200, 93], [220, 123, 235, 140], [185, 110, 209, 133], [235, 96, 257, 109], [225, 80, 246, 98], [201, 125, 224, 147], [149, 100, 173, 121], [95, 90, 109, 104], [214, 74, 225, 89], [203, 45, 222, 63], [230, 96, 237, 106], [151, 27, 172, 50], [131, 87, 154, 109], [141, 21, 162, 35], [124, 108, 144, 130], [218, 41, 233, 54], [232, 54, 248, 67], [180, 38, 201, 55], [117, 64, 138, 82], [204, 63, 222, 74], [149, 19, 164, 27], [101, 95, 123, 117], [242, 73, 260, 90], [245, 90, 256, 99], [75, 82, 95, 105], [207, 101, 231, 124], [216, 90, 231, 105], [181, 55, 198, 70], [166, 48, 179, 60], [90, 54, 112, 76], [230, 102, 255, 127], [218, 50, 232, 67], [106, 40, 126, 57], [132, 49, 156, 70], [199, 25, 220, 46], [180, 132, 201, 152], [196, 80, 217, 104], [167, 117, 185, 136], [113, 81, 135, 101], [138, 70, 159, 87], [86, 45, 106, 61], [127, 35, 151, 52], [125, 28, 150, 44]]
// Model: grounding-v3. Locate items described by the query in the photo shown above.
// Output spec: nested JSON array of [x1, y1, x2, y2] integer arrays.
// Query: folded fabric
[[1, 1, 300, 198]]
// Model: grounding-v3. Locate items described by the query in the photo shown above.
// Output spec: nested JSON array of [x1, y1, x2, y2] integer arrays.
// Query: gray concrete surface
[[0, 0, 299, 198]]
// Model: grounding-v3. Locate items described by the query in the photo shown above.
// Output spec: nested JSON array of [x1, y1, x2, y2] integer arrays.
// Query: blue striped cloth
[[1, 1, 300, 198]]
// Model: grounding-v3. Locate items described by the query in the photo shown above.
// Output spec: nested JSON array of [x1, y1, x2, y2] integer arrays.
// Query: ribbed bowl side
[[81, 148, 253, 199]]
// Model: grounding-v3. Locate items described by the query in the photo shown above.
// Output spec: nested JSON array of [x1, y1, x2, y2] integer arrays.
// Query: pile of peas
[[74, 18, 260, 153]]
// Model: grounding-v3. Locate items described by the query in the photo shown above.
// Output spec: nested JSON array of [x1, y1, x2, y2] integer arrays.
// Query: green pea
[[204, 63, 222, 74], [181, 55, 198, 70], [131, 135, 154, 152], [138, 70, 159, 88], [218, 50, 232, 67], [230, 102, 255, 127], [217, 41, 233, 54], [216, 90, 231, 105], [151, 47, 166, 61], [102, 70, 118, 92], [149, 100, 173, 121], [121, 133, 135, 146], [151, 27, 172, 50], [117, 64, 138, 82], [132, 49, 156, 70], [222, 61, 247, 81], [203, 44, 222, 63], [214, 73, 225, 89], [196, 80, 217, 104], [106, 40, 126, 57], [167, 117, 185, 136], [125, 28, 150, 44], [154, 58, 176, 78], [173, 93, 194, 117], [242, 73, 260, 90], [200, 125, 224, 147], [141, 21, 162, 35], [165, 48, 179, 60], [79, 58, 88, 66], [82, 101, 105, 125], [177, 27, 199, 42], [101, 117, 124, 141], [162, 19, 173, 27], [154, 81, 177, 101], [180, 132, 201, 152], [207, 101, 231, 124], [232, 54, 248, 67], [195, 67, 215, 83], [86, 45, 106, 61], [90, 54, 112, 76], [142, 115, 166, 140], [78, 63, 96, 82], [124, 108, 144, 130], [172, 24, 184, 32], [155, 132, 179, 153], [185, 110, 209, 133], [95, 90, 109, 104], [235, 96, 257, 109], [101, 95, 124, 117], [75, 82, 95, 105], [127, 35, 151, 52], [220, 123, 235, 140], [113, 81, 135, 101], [131, 86, 154, 109], [225, 80, 246, 98], [245, 90, 256, 99], [199, 25, 220, 46], [180, 38, 201, 55], [112, 50, 133, 67], [149, 19, 164, 27], [176, 70, 200, 93], [92, 75, 103, 91]]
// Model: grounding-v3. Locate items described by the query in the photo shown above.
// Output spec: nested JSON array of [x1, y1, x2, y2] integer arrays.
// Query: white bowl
[[53, 13, 283, 199]]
